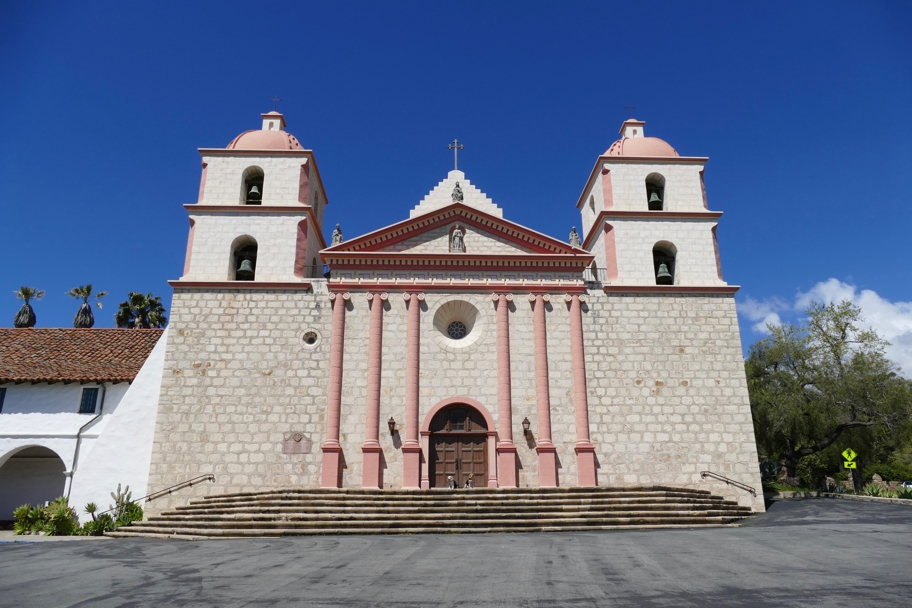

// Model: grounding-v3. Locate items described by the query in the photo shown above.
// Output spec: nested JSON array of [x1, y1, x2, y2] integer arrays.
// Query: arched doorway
[[428, 404, 488, 488], [0, 446, 67, 520]]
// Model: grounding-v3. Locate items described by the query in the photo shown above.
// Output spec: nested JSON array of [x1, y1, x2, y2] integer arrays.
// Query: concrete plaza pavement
[[0, 499, 910, 607]]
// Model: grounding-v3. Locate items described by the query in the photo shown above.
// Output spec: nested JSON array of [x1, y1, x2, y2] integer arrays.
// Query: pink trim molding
[[567, 294, 597, 487], [328, 280, 588, 294], [197, 163, 208, 203], [402, 292, 424, 488], [169, 281, 313, 290], [298, 162, 310, 205], [602, 285, 740, 294], [293, 220, 309, 279], [600, 167, 614, 210], [184, 204, 310, 214], [182, 219, 196, 277], [603, 224, 619, 281], [321, 292, 350, 488], [362, 292, 387, 489], [531, 294, 558, 487], [494, 293, 518, 488], [711, 225, 724, 280]]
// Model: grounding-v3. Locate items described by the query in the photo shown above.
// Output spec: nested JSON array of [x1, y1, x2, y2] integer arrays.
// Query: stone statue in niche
[[331, 224, 343, 246], [452, 182, 464, 203], [569, 227, 581, 248], [451, 226, 465, 253]]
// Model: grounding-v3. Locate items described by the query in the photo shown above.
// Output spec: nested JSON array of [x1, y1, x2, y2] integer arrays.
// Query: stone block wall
[[583, 292, 763, 510], [611, 219, 723, 286], [607, 162, 706, 212], [146, 284, 763, 514]]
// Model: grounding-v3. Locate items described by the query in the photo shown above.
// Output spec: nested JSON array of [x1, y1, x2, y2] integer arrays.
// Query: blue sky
[[1, 2, 911, 369]]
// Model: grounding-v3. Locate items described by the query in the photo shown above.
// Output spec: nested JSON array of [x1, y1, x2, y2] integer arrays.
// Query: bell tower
[[576, 118, 726, 287], [177, 111, 329, 283]]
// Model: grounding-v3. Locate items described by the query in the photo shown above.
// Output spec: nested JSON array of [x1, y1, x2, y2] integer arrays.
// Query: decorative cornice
[[184, 204, 310, 214], [324, 202, 579, 256], [601, 285, 739, 295], [169, 281, 313, 290], [322, 253, 592, 272], [328, 278, 588, 294], [581, 210, 721, 249], [198, 148, 313, 157]]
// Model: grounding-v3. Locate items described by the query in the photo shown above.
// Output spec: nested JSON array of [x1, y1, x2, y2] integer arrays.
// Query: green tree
[[12, 286, 45, 328], [114, 292, 167, 329], [747, 300, 912, 483], [66, 284, 108, 328]]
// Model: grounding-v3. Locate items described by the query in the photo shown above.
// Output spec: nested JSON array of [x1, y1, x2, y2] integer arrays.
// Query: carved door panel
[[430, 434, 487, 488], [458, 435, 487, 487], [432, 436, 458, 488]]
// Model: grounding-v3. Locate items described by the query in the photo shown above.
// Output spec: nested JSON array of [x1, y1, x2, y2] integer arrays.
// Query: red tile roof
[[0, 328, 164, 384]]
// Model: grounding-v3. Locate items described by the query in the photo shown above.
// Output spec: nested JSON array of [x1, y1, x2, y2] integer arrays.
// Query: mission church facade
[[142, 111, 763, 515]]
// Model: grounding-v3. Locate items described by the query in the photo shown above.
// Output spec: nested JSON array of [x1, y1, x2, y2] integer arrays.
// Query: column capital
[[491, 293, 514, 302], [329, 292, 350, 301], [563, 293, 587, 303], [403, 292, 425, 301], [366, 292, 389, 301]]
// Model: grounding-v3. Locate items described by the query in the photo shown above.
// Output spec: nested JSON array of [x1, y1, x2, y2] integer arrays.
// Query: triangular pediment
[[323, 203, 582, 257]]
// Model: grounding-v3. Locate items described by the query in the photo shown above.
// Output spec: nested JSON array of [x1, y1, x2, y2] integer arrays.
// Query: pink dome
[[605, 137, 678, 157], [227, 129, 303, 151]]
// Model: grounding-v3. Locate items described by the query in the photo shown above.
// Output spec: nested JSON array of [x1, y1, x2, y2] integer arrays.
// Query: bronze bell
[[237, 259, 255, 280], [656, 262, 673, 285], [648, 191, 663, 210], [248, 185, 261, 199]]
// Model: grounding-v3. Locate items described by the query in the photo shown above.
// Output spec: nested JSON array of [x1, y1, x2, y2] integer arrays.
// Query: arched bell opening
[[645, 172, 666, 211], [0, 445, 67, 520], [652, 241, 677, 285], [229, 235, 258, 281], [240, 166, 265, 205]]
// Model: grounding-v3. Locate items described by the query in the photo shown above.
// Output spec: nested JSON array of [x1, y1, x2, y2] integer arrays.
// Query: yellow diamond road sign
[[844, 461, 857, 469], [842, 448, 857, 461]]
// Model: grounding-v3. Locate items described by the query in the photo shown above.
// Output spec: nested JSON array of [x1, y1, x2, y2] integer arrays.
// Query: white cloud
[[739, 296, 787, 334], [795, 279, 912, 376]]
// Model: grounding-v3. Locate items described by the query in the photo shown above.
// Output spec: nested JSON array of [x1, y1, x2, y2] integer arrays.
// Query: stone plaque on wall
[[283, 433, 312, 454]]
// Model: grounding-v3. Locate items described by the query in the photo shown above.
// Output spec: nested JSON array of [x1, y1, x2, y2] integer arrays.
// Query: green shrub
[[897, 486, 912, 500], [80, 513, 115, 536], [864, 484, 897, 498], [42, 498, 78, 536], [863, 462, 912, 483], [12, 504, 35, 535], [115, 502, 143, 527]]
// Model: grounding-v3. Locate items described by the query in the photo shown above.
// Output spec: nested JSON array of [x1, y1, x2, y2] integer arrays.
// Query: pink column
[[321, 292, 349, 488], [493, 293, 517, 488], [362, 292, 387, 488], [567, 294, 598, 486], [530, 293, 558, 487], [402, 292, 424, 488]]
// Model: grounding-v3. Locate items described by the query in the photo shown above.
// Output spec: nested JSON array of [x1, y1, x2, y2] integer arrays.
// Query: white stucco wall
[[410, 170, 503, 218], [611, 219, 724, 286], [68, 329, 169, 520], [0, 331, 168, 522], [606, 162, 707, 213], [199, 154, 319, 207]]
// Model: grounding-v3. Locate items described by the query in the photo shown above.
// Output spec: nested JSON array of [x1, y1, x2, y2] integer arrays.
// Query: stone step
[[191, 487, 714, 504], [116, 516, 745, 538], [180, 494, 737, 510], [156, 502, 749, 519], [143, 509, 751, 526], [115, 485, 753, 539], [191, 485, 714, 500], [108, 522, 741, 540]]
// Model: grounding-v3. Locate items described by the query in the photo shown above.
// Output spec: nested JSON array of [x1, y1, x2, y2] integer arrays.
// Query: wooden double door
[[428, 404, 488, 488], [431, 434, 487, 488]]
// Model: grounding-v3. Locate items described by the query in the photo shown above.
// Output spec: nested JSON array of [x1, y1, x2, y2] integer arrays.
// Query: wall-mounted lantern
[[522, 417, 531, 436], [388, 417, 397, 435]]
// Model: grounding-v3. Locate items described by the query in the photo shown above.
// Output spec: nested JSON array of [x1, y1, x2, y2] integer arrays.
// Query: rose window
[[447, 321, 468, 340]]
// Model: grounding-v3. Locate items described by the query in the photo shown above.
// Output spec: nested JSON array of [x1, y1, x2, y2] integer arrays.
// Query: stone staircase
[[108, 486, 754, 539]]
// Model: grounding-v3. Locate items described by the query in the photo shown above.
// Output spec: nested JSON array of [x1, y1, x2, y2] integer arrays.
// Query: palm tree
[[114, 292, 167, 329], [66, 284, 108, 329], [13, 287, 45, 328]]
